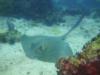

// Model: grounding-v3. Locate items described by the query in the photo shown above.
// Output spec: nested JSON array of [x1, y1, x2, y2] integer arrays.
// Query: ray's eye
[[35, 46, 44, 54], [39, 44, 48, 51], [36, 44, 49, 53], [39, 46, 43, 51]]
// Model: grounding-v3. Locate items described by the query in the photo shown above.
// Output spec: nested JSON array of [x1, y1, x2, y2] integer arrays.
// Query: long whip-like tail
[[61, 14, 85, 40]]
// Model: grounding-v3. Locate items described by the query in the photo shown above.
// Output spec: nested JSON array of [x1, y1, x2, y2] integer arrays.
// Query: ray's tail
[[61, 14, 85, 40]]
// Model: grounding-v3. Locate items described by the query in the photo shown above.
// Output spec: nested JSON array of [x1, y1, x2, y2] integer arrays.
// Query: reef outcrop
[[0, 29, 21, 44], [56, 33, 100, 75]]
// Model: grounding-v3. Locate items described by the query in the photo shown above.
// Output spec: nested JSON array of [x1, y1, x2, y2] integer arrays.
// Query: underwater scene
[[0, 0, 100, 75]]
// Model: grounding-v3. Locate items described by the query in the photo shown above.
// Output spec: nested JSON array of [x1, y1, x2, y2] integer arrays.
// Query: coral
[[56, 33, 100, 75], [0, 29, 21, 44], [6, 30, 21, 44], [81, 33, 100, 61], [0, 29, 8, 43]]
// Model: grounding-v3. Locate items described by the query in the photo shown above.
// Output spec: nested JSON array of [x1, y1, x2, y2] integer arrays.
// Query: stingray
[[21, 35, 72, 62], [20, 14, 84, 62]]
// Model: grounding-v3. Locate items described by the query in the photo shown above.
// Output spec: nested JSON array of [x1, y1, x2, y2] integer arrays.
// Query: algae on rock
[[0, 29, 21, 44]]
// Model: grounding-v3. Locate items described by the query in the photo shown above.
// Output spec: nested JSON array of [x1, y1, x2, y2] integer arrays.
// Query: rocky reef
[[56, 33, 100, 75], [0, 29, 21, 44]]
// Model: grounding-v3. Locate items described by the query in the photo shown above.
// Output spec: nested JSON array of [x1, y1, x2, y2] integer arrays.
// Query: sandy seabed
[[0, 16, 100, 75]]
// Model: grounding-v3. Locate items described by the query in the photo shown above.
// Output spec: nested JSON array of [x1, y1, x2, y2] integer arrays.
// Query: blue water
[[0, 0, 100, 25]]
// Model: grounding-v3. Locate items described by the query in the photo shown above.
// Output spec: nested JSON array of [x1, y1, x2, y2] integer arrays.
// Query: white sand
[[0, 16, 100, 75]]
